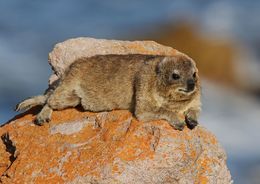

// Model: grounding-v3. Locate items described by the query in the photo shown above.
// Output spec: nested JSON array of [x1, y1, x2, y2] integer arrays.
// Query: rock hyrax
[[16, 54, 201, 130]]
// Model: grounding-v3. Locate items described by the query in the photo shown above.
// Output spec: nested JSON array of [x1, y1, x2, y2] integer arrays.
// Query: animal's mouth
[[178, 88, 190, 92], [178, 88, 195, 94]]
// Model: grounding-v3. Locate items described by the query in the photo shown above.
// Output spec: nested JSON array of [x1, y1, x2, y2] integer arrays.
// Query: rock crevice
[[0, 133, 18, 180]]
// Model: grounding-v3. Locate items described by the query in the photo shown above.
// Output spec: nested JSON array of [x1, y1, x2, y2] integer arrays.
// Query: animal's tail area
[[15, 78, 62, 112], [15, 95, 48, 112]]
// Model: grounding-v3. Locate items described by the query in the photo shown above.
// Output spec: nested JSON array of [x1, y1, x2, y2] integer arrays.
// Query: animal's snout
[[187, 79, 195, 92]]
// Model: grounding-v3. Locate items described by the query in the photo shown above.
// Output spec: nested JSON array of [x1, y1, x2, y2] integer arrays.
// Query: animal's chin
[[167, 90, 195, 102]]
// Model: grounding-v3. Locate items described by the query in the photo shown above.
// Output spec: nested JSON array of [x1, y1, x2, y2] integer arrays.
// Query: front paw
[[185, 116, 198, 129], [35, 105, 52, 126], [185, 109, 198, 129], [35, 114, 50, 126]]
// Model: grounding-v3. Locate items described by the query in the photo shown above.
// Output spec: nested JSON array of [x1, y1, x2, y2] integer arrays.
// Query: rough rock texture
[[0, 109, 232, 183], [48, 37, 179, 84]]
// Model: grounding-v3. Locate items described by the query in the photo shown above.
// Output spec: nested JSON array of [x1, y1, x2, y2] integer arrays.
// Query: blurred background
[[0, 0, 260, 183]]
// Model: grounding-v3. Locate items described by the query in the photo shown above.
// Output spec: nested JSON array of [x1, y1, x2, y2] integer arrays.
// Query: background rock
[[0, 109, 232, 183]]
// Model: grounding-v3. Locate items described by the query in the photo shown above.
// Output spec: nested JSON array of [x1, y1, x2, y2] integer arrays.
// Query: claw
[[35, 116, 49, 126], [35, 118, 44, 126], [34, 105, 53, 125], [15, 103, 22, 112], [15, 104, 19, 112]]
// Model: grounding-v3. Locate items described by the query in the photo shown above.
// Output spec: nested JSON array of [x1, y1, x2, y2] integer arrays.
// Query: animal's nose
[[187, 79, 195, 91]]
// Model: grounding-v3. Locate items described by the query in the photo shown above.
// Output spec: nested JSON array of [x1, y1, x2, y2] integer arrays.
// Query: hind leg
[[35, 84, 80, 125], [15, 86, 55, 112], [15, 95, 47, 112]]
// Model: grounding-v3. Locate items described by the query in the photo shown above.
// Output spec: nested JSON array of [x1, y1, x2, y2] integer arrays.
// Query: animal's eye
[[193, 72, 197, 78], [172, 73, 180, 80]]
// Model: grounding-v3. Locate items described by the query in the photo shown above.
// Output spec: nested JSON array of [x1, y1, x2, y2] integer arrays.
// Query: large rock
[[48, 37, 179, 85], [0, 109, 232, 183]]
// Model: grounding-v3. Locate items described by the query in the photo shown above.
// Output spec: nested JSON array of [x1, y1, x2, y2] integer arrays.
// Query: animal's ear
[[156, 57, 168, 75], [194, 62, 199, 73]]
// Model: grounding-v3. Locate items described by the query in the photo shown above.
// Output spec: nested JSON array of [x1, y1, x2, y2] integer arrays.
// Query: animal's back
[[65, 54, 147, 111]]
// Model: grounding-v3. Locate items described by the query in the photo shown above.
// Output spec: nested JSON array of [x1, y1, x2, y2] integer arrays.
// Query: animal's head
[[156, 54, 200, 101]]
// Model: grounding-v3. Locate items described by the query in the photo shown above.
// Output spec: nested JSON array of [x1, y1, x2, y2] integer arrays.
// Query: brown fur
[[16, 54, 201, 130]]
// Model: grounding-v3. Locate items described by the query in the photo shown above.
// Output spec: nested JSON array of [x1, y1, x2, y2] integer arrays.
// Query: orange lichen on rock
[[0, 108, 232, 183]]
